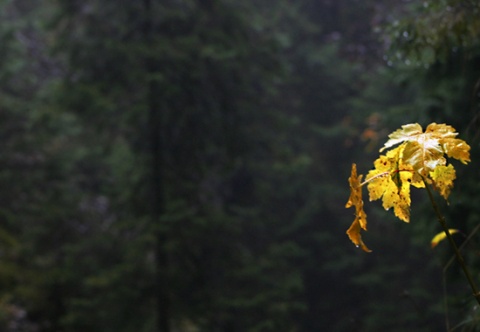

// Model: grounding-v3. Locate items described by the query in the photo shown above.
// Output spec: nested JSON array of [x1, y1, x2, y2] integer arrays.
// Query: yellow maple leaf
[[431, 229, 460, 248], [385, 172, 411, 222], [345, 164, 371, 252], [366, 155, 392, 201], [345, 122, 470, 251], [365, 146, 418, 222], [430, 164, 456, 200], [380, 123, 470, 175]]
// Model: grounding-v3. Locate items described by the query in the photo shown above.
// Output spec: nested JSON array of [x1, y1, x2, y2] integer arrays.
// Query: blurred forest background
[[1, 0, 480, 331]]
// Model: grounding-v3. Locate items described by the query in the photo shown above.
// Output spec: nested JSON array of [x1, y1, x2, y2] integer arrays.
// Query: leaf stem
[[359, 171, 390, 187], [423, 180, 480, 306], [359, 169, 413, 187]]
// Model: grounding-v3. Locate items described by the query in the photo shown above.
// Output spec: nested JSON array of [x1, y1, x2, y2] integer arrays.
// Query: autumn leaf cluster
[[346, 123, 470, 252]]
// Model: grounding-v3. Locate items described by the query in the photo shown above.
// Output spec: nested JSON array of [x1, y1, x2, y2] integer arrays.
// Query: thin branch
[[424, 179, 480, 306], [442, 223, 480, 331], [443, 223, 480, 273]]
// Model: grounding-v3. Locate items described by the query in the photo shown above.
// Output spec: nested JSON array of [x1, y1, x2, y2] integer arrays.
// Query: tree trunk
[[143, 0, 170, 331]]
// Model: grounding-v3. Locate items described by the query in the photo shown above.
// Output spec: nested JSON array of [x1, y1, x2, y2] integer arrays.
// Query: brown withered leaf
[[345, 164, 371, 252]]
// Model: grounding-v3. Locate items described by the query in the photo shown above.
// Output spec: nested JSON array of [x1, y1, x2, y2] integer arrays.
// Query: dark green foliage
[[378, 1, 480, 330], [1, 0, 480, 331], [382, 0, 480, 67]]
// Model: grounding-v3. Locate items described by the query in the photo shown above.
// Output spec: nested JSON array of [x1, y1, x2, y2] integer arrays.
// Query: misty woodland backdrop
[[1, 0, 480, 331]]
